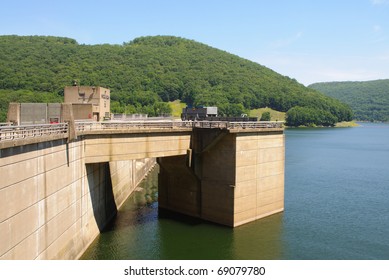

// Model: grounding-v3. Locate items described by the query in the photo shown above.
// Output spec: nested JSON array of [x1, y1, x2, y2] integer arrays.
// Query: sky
[[1, 0, 388, 85]]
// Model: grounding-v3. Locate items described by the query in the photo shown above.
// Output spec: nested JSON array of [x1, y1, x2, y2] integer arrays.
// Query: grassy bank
[[335, 121, 360, 127], [249, 108, 286, 121], [168, 100, 187, 118]]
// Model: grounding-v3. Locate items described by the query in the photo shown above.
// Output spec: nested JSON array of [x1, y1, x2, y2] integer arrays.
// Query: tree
[[286, 106, 337, 127], [260, 111, 271, 121]]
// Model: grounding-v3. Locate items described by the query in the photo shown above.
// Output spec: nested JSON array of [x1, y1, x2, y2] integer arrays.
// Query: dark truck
[[181, 106, 257, 121]]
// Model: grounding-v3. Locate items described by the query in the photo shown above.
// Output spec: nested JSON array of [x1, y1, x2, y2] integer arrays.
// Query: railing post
[[61, 103, 77, 142]]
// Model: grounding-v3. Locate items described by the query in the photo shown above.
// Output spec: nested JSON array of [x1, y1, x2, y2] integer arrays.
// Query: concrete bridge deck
[[0, 120, 283, 148]]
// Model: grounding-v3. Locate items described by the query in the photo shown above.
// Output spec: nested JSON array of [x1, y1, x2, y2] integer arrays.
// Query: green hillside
[[309, 80, 389, 122], [0, 35, 352, 125]]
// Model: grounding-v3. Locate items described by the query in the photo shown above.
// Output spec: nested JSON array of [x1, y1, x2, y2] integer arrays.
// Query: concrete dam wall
[[0, 122, 285, 259], [0, 138, 155, 260]]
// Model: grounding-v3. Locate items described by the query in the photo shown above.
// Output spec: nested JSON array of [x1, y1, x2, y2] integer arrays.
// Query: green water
[[81, 123, 389, 260]]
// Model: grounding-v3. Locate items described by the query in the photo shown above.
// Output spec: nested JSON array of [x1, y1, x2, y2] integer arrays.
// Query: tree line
[[309, 80, 389, 122]]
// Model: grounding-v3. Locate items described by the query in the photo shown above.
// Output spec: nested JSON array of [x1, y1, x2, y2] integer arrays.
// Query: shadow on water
[[158, 208, 204, 226], [156, 209, 284, 260]]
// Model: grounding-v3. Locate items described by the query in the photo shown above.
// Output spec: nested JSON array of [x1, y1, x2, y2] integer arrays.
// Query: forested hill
[[0, 35, 352, 125], [309, 80, 389, 122]]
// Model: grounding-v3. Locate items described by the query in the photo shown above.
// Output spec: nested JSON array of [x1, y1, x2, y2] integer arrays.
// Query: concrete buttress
[[158, 128, 285, 227]]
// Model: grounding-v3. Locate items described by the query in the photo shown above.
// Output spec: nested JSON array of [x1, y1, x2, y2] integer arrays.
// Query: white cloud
[[371, 0, 389, 5], [373, 25, 382, 33], [371, 24, 386, 44]]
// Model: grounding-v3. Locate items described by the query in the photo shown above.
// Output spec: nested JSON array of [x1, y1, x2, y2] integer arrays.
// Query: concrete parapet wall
[[0, 138, 155, 260]]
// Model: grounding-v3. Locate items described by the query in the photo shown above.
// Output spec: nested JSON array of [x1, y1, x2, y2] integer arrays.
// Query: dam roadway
[[0, 120, 284, 259]]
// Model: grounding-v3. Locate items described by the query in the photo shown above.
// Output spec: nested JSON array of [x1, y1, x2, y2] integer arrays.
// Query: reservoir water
[[81, 123, 389, 260]]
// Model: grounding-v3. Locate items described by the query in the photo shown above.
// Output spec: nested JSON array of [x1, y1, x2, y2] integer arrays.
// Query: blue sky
[[1, 0, 388, 85]]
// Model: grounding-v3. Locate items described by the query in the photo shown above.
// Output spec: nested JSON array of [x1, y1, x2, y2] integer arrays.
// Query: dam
[[0, 118, 284, 259]]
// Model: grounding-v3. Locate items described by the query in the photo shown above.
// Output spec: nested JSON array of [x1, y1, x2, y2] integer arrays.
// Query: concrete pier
[[158, 128, 285, 227]]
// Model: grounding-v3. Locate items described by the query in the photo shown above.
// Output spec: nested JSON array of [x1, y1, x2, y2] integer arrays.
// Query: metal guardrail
[[0, 121, 283, 143], [193, 121, 283, 129], [76, 120, 283, 131], [0, 123, 68, 142], [75, 121, 194, 132]]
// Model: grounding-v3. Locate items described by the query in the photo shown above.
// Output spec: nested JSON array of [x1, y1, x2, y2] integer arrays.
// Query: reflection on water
[[157, 211, 284, 260], [231, 214, 284, 259], [82, 123, 389, 260]]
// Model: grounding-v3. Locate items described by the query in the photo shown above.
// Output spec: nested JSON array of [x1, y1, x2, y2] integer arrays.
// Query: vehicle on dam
[[181, 106, 258, 122]]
